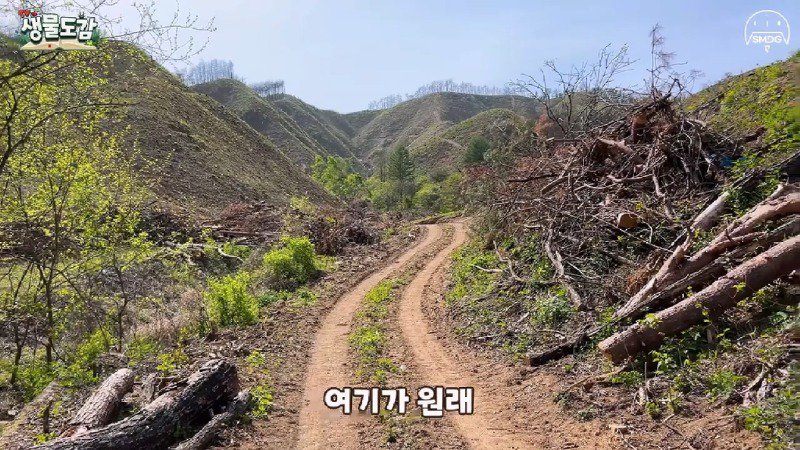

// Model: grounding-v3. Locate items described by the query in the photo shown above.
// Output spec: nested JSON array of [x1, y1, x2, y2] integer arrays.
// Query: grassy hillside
[[93, 44, 333, 215], [192, 79, 541, 177], [686, 51, 799, 164], [411, 108, 529, 170], [353, 92, 538, 162], [268, 95, 362, 163], [342, 109, 381, 135], [193, 80, 335, 169]]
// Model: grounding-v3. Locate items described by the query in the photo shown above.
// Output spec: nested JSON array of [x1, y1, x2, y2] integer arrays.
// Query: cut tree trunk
[[614, 188, 800, 321], [35, 359, 238, 450], [598, 234, 800, 363], [172, 390, 250, 450], [63, 368, 134, 437]]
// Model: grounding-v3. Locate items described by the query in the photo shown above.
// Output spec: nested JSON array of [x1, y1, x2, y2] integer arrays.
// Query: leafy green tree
[[311, 155, 365, 200], [0, 58, 152, 378], [440, 172, 464, 212], [413, 177, 441, 212], [464, 136, 490, 164], [365, 176, 396, 210], [387, 146, 415, 209]]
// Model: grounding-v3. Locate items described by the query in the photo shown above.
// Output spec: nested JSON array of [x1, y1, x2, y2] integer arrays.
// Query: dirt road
[[397, 221, 537, 449], [297, 221, 618, 449], [296, 224, 444, 448]]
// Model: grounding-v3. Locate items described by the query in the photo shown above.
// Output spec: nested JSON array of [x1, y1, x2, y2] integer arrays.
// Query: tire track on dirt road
[[297, 224, 445, 449], [397, 221, 536, 449]]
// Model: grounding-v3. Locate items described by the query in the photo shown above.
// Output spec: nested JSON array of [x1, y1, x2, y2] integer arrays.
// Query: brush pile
[[489, 93, 799, 364]]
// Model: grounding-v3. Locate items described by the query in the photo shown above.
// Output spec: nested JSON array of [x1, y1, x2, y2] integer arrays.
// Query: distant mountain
[[351, 92, 538, 164], [195, 83, 540, 175], [194, 80, 362, 171], [98, 43, 333, 215]]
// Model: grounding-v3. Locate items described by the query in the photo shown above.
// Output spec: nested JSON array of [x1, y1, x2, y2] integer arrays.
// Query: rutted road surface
[[297, 221, 549, 449], [396, 222, 532, 449], [296, 224, 444, 448]]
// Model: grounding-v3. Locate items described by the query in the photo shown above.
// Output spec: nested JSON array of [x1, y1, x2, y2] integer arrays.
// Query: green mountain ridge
[[99, 44, 334, 215], [194, 79, 540, 175]]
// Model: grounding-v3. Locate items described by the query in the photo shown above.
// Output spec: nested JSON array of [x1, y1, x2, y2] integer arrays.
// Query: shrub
[[59, 328, 116, 388], [531, 287, 574, 326], [706, 369, 747, 402], [250, 384, 274, 419], [413, 177, 442, 212], [126, 335, 161, 366], [464, 136, 490, 164], [261, 236, 320, 289], [205, 272, 259, 327], [245, 350, 267, 369], [16, 358, 54, 401], [157, 347, 188, 374], [740, 385, 797, 448], [365, 176, 398, 211], [440, 172, 464, 212]]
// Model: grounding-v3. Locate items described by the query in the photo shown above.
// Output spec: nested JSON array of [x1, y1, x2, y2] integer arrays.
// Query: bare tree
[[178, 59, 243, 85], [513, 44, 636, 138], [646, 24, 703, 100], [250, 80, 286, 97]]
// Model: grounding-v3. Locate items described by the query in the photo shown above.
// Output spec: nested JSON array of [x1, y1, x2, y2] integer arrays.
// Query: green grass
[[349, 280, 401, 384]]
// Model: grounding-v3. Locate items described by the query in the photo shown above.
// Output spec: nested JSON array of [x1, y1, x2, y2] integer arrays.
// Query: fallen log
[[690, 191, 729, 231], [172, 390, 250, 450], [598, 234, 800, 363], [614, 187, 800, 321], [35, 359, 238, 450], [630, 217, 800, 316], [63, 368, 134, 437]]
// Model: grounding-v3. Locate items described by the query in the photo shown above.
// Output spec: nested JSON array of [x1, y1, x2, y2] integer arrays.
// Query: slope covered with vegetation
[[410, 108, 529, 170], [269, 95, 362, 161], [98, 44, 332, 215], [352, 92, 537, 162], [440, 52, 799, 448], [193, 79, 347, 169]]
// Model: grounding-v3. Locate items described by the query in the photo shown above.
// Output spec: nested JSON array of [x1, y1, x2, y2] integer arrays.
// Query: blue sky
[[178, 0, 798, 112], [15, 0, 797, 112]]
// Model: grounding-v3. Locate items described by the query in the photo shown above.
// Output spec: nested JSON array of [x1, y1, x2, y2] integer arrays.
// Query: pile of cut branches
[[487, 92, 799, 364]]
